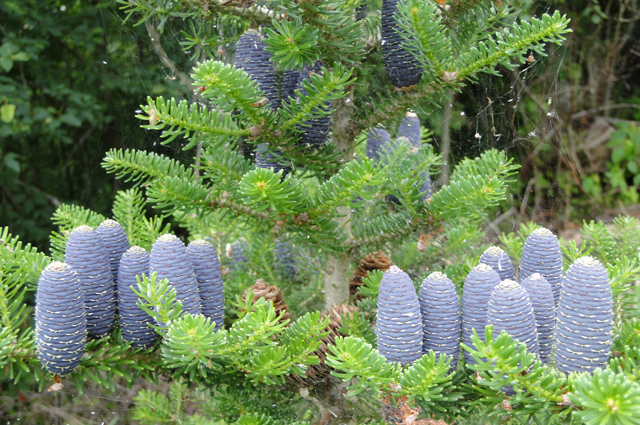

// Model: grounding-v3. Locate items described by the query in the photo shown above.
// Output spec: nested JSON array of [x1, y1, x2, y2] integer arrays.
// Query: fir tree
[[7, 1, 640, 424]]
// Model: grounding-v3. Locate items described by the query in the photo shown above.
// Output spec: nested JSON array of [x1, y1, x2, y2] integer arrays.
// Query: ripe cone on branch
[[479, 246, 515, 281], [349, 251, 393, 299], [519, 227, 564, 305], [96, 219, 130, 287], [242, 278, 290, 323]]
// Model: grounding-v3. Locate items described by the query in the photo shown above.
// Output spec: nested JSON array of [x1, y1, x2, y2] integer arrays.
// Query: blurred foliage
[[0, 0, 187, 252]]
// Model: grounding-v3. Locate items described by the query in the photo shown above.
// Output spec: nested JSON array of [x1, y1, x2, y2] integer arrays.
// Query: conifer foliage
[[11, 0, 640, 423]]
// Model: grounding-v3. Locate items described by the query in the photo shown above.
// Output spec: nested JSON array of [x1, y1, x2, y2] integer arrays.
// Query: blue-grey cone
[[480, 246, 515, 281], [461, 263, 501, 365], [397, 111, 421, 148], [36, 262, 86, 375], [487, 279, 539, 395], [555, 256, 613, 375], [117, 246, 158, 349], [228, 240, 249, 273], [281, 69, 300, 105], [65, 225, 116, 339], [366, 126, 392, 161], [275, 241, 297, 280], [418, 172, 431, 202], [96, 219, 130, 286], [419, 272, 460, 369], [520, 273, 555, 364], [381, 0, 422, 88], [235, 29, 279, 111], [296, 61, 332, 148], [519, 228, 564, 305], [150, 234, 202, 316], [255, 143, 290, 177], [376, 266, 423, 365], [187, 239, 225, 330]]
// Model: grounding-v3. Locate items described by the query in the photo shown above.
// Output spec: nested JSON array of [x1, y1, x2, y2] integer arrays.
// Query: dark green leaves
[[264, 21, 320, 71]]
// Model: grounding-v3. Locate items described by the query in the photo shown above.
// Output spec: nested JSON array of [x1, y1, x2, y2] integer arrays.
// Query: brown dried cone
[[241, 278, 290, 323], [349, 251, 393, 300], [287, 304, 359, 387]]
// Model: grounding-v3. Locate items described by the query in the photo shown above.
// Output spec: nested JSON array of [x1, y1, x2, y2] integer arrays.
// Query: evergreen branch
[[238, 168, 310, 214], [569, 368, 640, 425], [581, 220, 618, 266], [133, 272, 184, 329], [350, 210, 420, 248], [263, 20, 320, 71], [48, 204, 107, 261], [455, 11, 571, 79], [449, 149, 519, 184], [146, 176, 212, 216], [326, 336, 401, 397], [138, 96, 247, 147], [462, 326, 565, 407], [0, 227, 50, 291], [398, 350, 455, 406], [112, 188, 147, 246], [191, 60, 268, 123], [396, 0, 452, 76], [208, 197, 271, 221], [278, 64, 352, 131], [102, 148, 195, 186], [311, 157, 384, 211], [200, 147, 253, 186], [279, 312, 330, 376]]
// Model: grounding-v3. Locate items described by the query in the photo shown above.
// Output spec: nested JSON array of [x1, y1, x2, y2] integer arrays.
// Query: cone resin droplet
[[520, 228, 564, 305], [150, 234, 202, 316], [187, 239, 225, 329], [118, 246, 158, 349], [520, 273, 555, 364], [36, 262, 86, 375], [419, 272, 461, 369], [381, 0, 422, 88], [96, 219, 130, 286], [376, 266, 422, 365], [461, 263, 501, 365], [479, 246, 515, 281], [65, 225, 116, 339], [555, 256, 613, 375]]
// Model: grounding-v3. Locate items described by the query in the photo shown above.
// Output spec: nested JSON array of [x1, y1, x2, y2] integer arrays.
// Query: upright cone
[[461, 263, 501, 365], [65, 225, 116, 339], [96, 219, 130, 286], [419, 272, 460, 369], [520, 228, 564, 305], [187, 239, 225, 329], [376, 266, 422, 365], [150, 234, 202, 316], [118, 246, 158, 349], [555, 256, 613, 374], [520, 273, 555, 364], [479, 246, 514, 281], [36, 262, 86, 375]]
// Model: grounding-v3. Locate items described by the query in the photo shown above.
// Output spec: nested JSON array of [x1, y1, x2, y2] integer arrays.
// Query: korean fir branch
[[454, 11, 572, 80], [238, 168, 310, 215], [395, 0, 452, 79], [102, 148, 195, 187], [263, 20, 320, 71], [310, 157, 384, 212], [137, 96, 248, 149], [462, 326, 566, 411], [277, 64, 352, 132], [428, 149, 519, 222], [191, 60, 273, 124]]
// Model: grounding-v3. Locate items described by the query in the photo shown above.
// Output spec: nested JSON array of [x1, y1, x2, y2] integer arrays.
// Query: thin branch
[[571, 103, 640, 120], [145, 21, 193, 89]]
